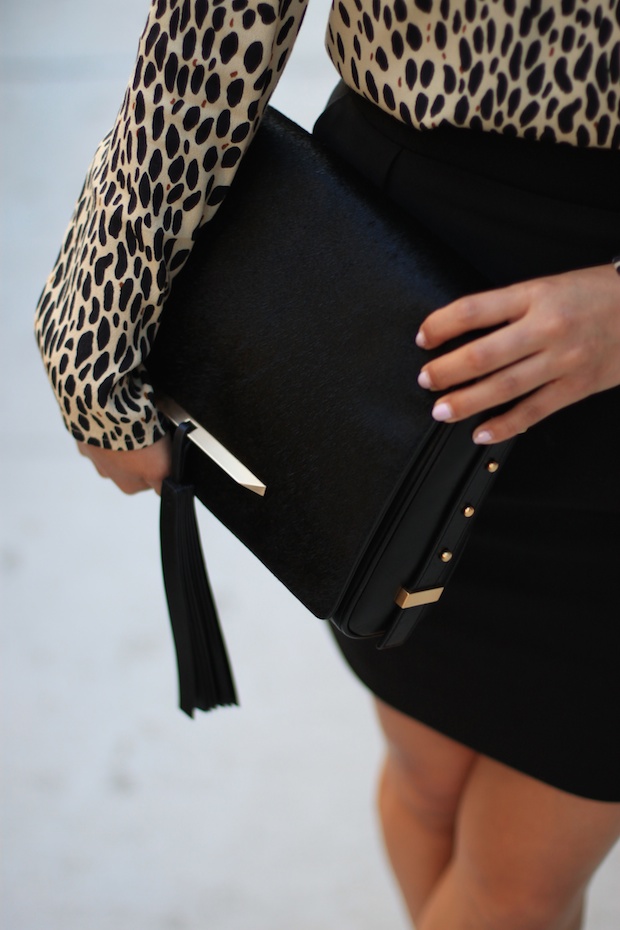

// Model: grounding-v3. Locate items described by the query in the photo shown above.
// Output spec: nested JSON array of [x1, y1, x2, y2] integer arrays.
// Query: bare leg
[[418, 756, 620, 930], [375, 699, 476, 922], [375, 698, 620, 930]]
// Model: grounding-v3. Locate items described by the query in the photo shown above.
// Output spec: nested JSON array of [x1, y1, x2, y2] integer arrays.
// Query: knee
[[465, 894, 582, 930], [450, 863, 585, 930]]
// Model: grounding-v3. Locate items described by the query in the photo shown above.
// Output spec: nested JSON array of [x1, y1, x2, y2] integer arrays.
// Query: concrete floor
[[1, 2, 618, 928]]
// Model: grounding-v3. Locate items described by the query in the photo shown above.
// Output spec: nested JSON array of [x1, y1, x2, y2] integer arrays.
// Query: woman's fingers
[[416, 265, 620, 443], [76, 433, 172, 495], [471, 381, 576, 444], [426, 352, 549, 423], [416, 282, 529, 350], [417, 317, 541, 393]]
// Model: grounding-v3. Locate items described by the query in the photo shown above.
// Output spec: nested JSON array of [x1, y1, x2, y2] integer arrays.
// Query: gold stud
[[486, 460, 499, 473], [439, 549, 453, 563], [463, 505, 475, 518]]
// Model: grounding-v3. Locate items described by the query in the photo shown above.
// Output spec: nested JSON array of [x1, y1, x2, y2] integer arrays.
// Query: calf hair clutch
[[145, 107, 513, 716]]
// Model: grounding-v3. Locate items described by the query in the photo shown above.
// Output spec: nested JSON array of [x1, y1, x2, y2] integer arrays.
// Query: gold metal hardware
[[156, 394, 267, 496], [395, 586, 445, 610], [463, 505, 475, 518], [439, 549, 453, 562], [486, 460, 499, 473]]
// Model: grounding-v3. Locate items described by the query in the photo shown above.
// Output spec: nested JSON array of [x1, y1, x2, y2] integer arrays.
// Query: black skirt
[[313, 85, 620, 802]]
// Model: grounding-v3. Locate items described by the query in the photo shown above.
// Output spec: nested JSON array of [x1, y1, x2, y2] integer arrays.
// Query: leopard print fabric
[[327, 0, 620, 146], [35, 0, 308, 450], [35, 0, 620, 451]]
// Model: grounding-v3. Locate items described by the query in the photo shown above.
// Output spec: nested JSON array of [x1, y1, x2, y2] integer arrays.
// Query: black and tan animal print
[[35, 0, 620, 450], [328, 0, 620, 146]]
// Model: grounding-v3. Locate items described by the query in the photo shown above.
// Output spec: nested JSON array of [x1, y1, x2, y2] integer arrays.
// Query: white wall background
[[1, 2, 617, 928]]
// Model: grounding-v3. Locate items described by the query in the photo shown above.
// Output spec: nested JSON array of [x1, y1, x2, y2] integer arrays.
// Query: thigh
[[451, 755, 620, 920], [376, 698, 477, 821]]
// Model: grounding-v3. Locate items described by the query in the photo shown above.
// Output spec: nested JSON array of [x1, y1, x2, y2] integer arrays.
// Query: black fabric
[[314, 85, 620, 802], [147, 108, 518, 668]]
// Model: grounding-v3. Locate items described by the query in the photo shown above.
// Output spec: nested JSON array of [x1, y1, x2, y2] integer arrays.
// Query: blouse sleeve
[[35, 0, 309, 450]]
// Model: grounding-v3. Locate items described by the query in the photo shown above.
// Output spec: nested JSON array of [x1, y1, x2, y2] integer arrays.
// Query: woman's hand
[[77, 433, 172, 495], [416, 264, 620, 444]]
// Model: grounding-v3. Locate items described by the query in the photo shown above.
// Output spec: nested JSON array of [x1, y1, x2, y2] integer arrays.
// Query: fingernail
[[415, 330, 427, 348], [418, 370, 432, 389], [432, 402, 453, 422], [473, 429, 494, 444]]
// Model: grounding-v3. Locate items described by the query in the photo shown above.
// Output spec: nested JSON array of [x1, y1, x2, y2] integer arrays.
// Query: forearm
[[35, 0, 309, 451]]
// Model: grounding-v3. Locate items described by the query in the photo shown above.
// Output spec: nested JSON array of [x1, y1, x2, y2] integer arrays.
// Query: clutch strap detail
[[379, 439, 514, 649]]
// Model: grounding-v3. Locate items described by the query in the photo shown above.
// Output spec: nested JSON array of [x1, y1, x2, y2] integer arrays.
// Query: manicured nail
[[432, 402, 453, 422], [418, 370, 432, 389], [474, 429, 494, 444], [416, 330, 427, 348]]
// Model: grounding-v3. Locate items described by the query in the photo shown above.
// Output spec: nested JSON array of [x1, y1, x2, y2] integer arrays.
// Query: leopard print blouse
[[35, 0, 620, 451]]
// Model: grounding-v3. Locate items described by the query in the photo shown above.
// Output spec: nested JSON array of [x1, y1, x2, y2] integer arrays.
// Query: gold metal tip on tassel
[[463, 505, 475, 518], [439, 549, 453, 562], [395, 586, 445, 610], [486, 460, 499, 473]]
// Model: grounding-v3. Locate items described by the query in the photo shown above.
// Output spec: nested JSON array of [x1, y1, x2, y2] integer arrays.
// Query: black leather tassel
[[160, 422, 238, 716]]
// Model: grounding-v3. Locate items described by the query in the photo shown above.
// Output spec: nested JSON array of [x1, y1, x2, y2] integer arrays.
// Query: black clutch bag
[[145, 107, 513, 716]]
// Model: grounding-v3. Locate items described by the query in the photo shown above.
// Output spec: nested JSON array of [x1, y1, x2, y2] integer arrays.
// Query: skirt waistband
[[318, 83, 620, 213]]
